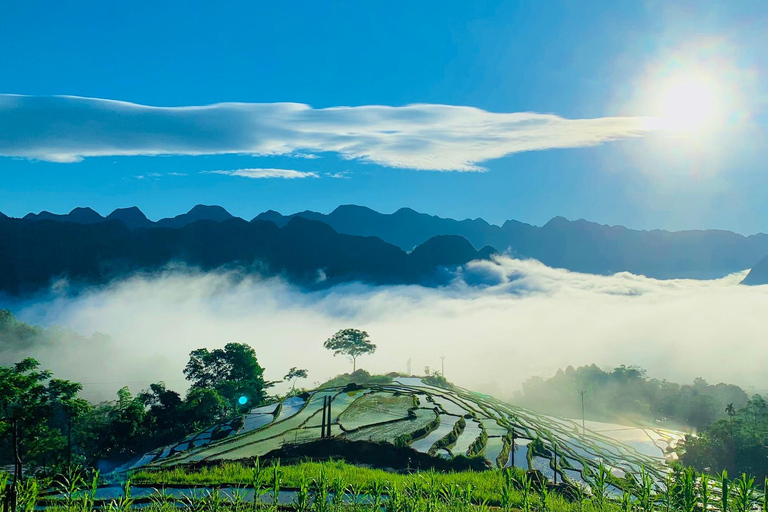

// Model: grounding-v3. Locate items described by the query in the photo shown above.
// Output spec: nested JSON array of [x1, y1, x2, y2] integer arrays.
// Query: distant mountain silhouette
[[0, 215, 493, 295], [106, 207, 153, 230], [11, 204, 768, 280], [23, 207, 105, 224], [741, 255, 768, 285], [19, 204, 235, 230], [409, 235, 495, 270], [257, 206, 768, 279], [155, 204, 234, 228]]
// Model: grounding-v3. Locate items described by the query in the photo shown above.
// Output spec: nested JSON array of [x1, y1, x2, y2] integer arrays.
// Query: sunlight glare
[[657, 74, 722, 132]]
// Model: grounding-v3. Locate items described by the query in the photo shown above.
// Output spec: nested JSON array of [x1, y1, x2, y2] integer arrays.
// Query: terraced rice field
[[126, 378, 684, 486]]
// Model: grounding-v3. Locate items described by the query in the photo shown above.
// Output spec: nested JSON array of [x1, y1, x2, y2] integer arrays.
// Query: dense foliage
[[0, 321, 273, 471], [516, 364, 749, 430], [677, 394, 768, 480], [184, 343, 273, 409]]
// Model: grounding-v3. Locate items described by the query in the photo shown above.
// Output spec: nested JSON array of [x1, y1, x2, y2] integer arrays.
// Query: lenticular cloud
[[0, 94, 656, 170]]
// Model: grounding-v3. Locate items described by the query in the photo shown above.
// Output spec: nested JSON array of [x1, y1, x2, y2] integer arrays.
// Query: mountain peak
[[106, 207, 152, 229], [68, 207, 104, 223], [544, 216, 571, 228], [156, 205, 234, 228], [331, 204, 378, 216], [187, 204, 233, 218]]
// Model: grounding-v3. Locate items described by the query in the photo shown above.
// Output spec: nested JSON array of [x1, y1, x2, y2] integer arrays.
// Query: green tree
[[284, 367, 308, 391], [184, 343, 272, 409], [0, 358, 87, 468], [182, 387, 229, 428], [323, 328, 376, 372]]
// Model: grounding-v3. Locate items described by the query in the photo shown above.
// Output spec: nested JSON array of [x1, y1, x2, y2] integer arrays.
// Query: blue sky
[[1, 1, 767, 232]]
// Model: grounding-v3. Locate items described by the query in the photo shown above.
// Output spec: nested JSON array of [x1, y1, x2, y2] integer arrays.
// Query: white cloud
[[0, 94, 658, 171], [5, 257, 768, 403], [326, 171, 351, 179], [203, 168, 318, 179]]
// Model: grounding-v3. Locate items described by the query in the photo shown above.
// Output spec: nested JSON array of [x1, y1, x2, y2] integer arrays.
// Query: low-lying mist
[[3, 256, 767, 403]]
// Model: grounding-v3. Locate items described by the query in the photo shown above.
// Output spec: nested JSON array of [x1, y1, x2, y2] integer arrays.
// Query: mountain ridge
[[0, 214, 494, 296], [8, 204, 768, 282]]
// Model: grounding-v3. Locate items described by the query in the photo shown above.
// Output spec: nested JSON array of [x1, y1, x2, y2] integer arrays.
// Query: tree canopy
[[323, 328, 376, 372], [284, 367, 308, 391], [0, 358, 87, 467], [678, 394, 768, 480], [184, 342, 272, 408]]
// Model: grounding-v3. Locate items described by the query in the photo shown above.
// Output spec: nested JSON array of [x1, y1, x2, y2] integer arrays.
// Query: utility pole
[[11, 416, 20, 512], [579, 390, 586, 434], [67, 412, 72, 467], [440, 356, 446, 378], [553, 444, 558, 484], [321, 396, 327, 439], [510, 428, 516, 468], [326, 399, 332, 438]]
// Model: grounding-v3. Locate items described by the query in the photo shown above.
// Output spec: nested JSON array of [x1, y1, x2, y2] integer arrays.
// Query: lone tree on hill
[[324, 328, 376, 372], [284, 367, 308, 391]]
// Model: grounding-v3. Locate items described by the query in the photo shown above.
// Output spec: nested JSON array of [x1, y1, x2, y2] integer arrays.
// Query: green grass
[[129, 460, 593, 510], [5, 459, 761, 512]]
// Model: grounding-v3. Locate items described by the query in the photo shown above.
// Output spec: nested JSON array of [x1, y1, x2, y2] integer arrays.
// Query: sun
[[656, 74, 722, 132]]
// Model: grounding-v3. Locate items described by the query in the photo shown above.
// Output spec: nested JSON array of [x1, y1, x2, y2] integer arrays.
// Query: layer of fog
[[3, 256, 768, 403]]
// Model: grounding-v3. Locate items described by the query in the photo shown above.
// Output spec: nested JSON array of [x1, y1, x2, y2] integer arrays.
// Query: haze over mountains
[[4, 204, 768, 293]]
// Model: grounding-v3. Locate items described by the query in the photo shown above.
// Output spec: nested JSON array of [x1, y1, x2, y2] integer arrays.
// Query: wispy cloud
[[0, 94, 658, 171], [326, 171, 351, 179], [203, 168, 318, 179], [134, 171, 186, 180]]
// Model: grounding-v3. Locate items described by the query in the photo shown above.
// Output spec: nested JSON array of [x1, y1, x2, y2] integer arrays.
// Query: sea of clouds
[[3, 256, 767, 403]]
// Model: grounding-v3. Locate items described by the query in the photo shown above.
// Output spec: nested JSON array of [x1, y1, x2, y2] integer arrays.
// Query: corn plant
[[107, 479, 135, 512], [55, 465, 85, 510], [699, 473, 711, 512], [572, 483, 586, 512], [16, 477, 39, 512], [659, 472, 674, 512], [763, 477, 768, 512], [589, 462, 611, 511], [539, 482, 551, 512], [230, 485, 249, 511], [368, 479, 386, 511], [181, 488, 208, 512], [293, 475, 311, 512], [720, 470, 730, 512], [271, 460, 282, 508], [635, 467, 654, 512], [384, 484, 406, 512], [460, 482, 475, 510], [500, 468, 514, 512], [149, 486, 171, 510], [252, 458, 269, 509], [675, 467, 697, 512], [203, 488, 226, 512], [515, 472, 533, 512], [348, 484, 365, 512], [330, 476, 347, 509], [311, 468, 331, 512], [733, 473, 756, 512]]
